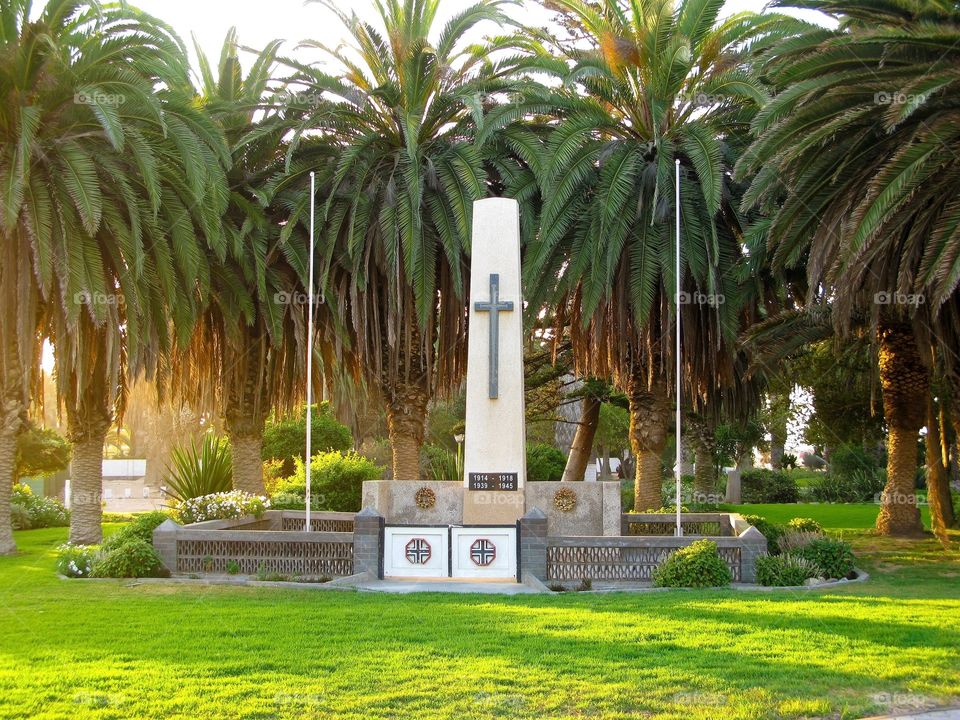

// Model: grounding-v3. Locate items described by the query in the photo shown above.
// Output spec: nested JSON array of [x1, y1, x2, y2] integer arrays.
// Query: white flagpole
[[305, 171, 315, 532], [675, 159, 682, 538]]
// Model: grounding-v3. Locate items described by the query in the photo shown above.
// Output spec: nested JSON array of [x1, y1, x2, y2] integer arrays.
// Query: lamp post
[[454, 433, 465, 482]]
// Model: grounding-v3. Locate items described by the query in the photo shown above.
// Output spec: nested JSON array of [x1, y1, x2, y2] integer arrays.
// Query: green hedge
[[653, 540, 732, 588], [741, 469, 800, 503], [262, 404, 353, 477], [271, 451, 383, 512], [526, 443, 566, 482]]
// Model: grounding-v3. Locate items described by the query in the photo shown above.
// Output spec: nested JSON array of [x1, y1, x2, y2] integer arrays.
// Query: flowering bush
[[175, 491, 269, 525], [56, 543, 98, 578], [11, 483, 69, 529]]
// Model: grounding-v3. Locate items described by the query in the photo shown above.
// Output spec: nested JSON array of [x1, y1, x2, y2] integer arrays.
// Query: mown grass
[[1, 523, 958, 720]]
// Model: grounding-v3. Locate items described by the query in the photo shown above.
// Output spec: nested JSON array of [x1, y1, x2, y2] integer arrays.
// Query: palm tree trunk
[[628, 366, 668, 512], [926, 396, 956, 531], [228, 429, 266, 495], [769, 390, 789, 470], [693, 443, 715, 499], [69, 429, 107, 545], [0, 314, 26, 554], [0, 427, 17, 555], [875, 322, 927, 536], [385, 382, 428, 481], [562, 395, 600, 482]]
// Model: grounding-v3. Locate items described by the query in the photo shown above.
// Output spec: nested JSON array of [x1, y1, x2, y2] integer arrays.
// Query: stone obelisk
[[462, 198, 527, 524]]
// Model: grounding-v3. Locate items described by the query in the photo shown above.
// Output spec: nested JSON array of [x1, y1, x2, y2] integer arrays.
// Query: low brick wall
[[519, 512, 767, 583], [621, 512, 734, 537], [153, 511, 356, 577]]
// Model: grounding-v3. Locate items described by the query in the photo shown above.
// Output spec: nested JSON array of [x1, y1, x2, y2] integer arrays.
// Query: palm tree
[[0, 0, 230, 547], [525, 0, 808, 510], [169, 31, 342, 495], [738, 0, 960, 535], [283, 0, 536, 480]]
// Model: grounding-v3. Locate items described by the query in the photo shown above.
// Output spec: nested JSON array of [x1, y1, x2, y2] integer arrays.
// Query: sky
[[126, 0, 827, 77]]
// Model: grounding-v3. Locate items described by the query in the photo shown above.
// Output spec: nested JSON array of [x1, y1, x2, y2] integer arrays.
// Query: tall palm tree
[[283, 0, 536, 480], [738, 0, 960, 535], [525, 0, 808, 510], [169, 31, 342, 495], [0, 0, 230, 547]]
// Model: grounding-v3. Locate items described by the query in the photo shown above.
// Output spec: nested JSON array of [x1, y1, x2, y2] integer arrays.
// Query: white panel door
[[451, 527, 517, 580], [383, 527, 449, 578]]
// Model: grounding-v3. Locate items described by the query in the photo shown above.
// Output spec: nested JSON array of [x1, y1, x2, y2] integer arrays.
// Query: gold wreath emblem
[[415, 487, 436, 510], [554, 487, 577, 512]]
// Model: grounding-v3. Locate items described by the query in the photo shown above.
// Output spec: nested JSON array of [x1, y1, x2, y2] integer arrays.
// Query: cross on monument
[[474, 273, 514, 399]]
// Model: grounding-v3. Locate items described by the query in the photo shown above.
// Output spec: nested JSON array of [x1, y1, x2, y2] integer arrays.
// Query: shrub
[[740, 514, 786, 554], [56, 543, 98, 578], [102, 511, 170, 551], [653, 540, 732, 588], [11, 503, 31, 530], [175, 491, 269, 525], [741, 469, 800, 503], [262, 403, 353, 477], [270, 451, 383, 512], [780, 452, 798, 470], [777, 530, 825, 555], [163, 434, 233, 503], [756, 553, 821, 586], [101, 512, 136, 523], [91, 539, 166, 578], [829, 444, 881, 478], [423, 444, 458, 482], [262, 458, 285, 496], [796, 537, 856, 579], [16, 425, 71, 480], [811, 468, 884, 503], [787, 517, 823, 533], [10, 484, 69, 528], [526, 443, 566, 482]]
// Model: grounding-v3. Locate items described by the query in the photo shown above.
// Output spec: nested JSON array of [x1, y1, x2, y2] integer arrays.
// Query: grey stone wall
[[361, 481, 463, 525], [518, 508, 548, 580], [524, 481, 621, 536], [353, 508, 384, 578]]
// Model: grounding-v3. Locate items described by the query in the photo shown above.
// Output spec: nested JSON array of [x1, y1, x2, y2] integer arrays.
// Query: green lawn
[[1, 524, 959, 720], [717, 502, 933, 530]]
